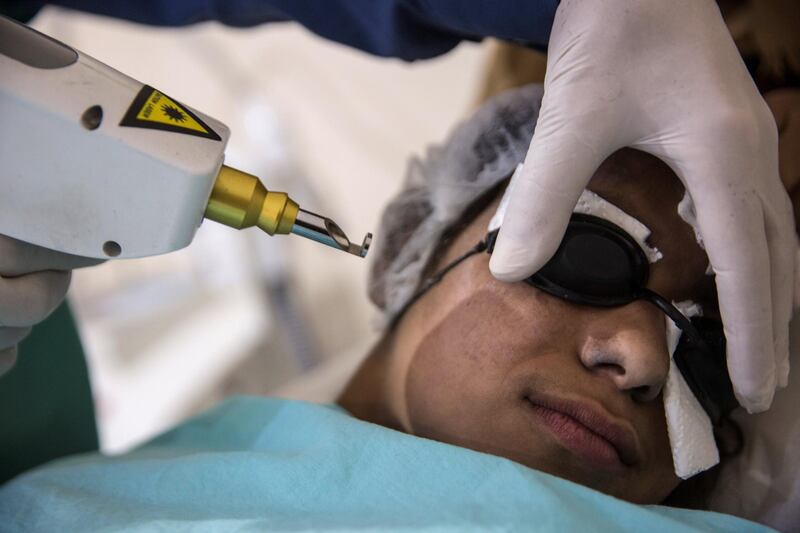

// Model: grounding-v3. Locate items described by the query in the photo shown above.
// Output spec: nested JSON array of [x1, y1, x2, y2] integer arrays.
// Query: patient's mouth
[[523, 394, 640, 469]]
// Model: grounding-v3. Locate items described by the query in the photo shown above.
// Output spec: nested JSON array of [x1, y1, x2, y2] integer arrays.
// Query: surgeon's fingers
[[489, 108, 606, 281], [764, 89, 800, 386], [692, 179, 776, 413], [0, 346, 18, 376], [0, 234, 103, 277], [0, 270, 71, 328], [0, 327, 32, 376], [0, 326, 32, 350], [764, 187, 796, 388]]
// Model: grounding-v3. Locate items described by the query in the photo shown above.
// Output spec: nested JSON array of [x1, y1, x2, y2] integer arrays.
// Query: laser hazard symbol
[[120, 85, 221, 140]]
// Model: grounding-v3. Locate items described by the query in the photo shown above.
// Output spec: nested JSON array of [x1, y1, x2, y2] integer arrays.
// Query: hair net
[[369, 84, 544, 324]]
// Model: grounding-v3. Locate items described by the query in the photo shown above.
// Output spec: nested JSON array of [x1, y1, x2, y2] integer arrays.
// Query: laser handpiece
[[0, 15, 371, 260], [205, 166, 371, 258]]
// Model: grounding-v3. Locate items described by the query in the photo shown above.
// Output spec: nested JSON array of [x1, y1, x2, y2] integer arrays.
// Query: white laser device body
[[0, 15, 371, 260]]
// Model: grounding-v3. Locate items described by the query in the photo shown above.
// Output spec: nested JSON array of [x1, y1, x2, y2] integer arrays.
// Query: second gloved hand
[[489, 0, 795, 413], [0, 235, 101, 376]]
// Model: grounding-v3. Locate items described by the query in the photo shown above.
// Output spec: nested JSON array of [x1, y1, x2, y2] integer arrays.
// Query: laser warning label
[[119, 85, 221, 140]]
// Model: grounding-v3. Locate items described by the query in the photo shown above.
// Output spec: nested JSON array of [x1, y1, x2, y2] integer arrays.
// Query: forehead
[[440, 149, 715, 307], [587, 149, 713, 304], [587, 149, 687, 245]]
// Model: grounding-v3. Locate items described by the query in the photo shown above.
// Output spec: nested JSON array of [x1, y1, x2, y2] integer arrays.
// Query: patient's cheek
[[406, 293, 501, 430], [402, 286, 558, 439]]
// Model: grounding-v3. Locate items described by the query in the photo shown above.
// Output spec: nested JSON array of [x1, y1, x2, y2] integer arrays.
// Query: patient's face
[[385, 149, 715, 504]]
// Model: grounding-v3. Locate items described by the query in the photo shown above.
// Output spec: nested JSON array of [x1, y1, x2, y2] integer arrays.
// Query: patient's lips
[[523, 393, 641, 469]]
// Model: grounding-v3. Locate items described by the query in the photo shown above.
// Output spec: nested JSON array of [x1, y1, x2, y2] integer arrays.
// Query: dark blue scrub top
[[7, 1, 558, 60]]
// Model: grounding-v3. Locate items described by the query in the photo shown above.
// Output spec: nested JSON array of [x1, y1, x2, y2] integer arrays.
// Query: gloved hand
[[0, 235, 101, 376], [489, 0, 794, 413], [764, 89, 800, 211]]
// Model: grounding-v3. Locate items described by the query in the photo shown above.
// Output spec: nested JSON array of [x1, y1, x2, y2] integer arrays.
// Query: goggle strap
[[391, 239, 489, 327], [638, 288, 705, 347]]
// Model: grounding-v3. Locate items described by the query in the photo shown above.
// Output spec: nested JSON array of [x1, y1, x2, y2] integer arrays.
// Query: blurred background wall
[[30, 6, 491, 452]]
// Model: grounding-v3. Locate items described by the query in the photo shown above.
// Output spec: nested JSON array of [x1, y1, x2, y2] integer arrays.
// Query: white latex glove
[[489, 0, 794, 413], [0, 235, 101, 376]]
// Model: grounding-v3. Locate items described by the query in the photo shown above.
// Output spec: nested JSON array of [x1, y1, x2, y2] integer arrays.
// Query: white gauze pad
[[489, 166, 718, 479], [664, 302, 719, 479], [489, 165, 661, 261], [677, 190, 715, 276]]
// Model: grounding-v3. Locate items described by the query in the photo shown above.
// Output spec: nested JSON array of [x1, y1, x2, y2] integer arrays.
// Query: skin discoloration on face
[[404, 286, 675, 500], [341, 148, 717, 504]]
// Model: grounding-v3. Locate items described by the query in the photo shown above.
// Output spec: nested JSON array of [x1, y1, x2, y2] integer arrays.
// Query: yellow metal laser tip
[[204, 165, 297, 235], [204, 165, 371, 258]]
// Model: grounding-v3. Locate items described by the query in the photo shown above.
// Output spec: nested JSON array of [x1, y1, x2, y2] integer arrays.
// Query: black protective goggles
[[399, 213, 738, 425]]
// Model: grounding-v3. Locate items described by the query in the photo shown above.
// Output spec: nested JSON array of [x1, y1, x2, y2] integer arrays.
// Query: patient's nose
[[578, 302, 670, 402]]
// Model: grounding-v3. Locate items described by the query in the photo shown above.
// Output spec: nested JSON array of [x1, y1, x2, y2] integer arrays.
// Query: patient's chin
[[406, 405, 671, 505], [404, 360, 674, 504], [505, 450, 676, 504]]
